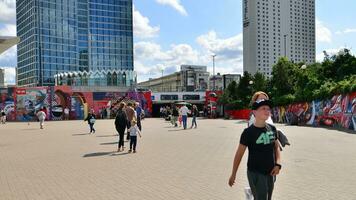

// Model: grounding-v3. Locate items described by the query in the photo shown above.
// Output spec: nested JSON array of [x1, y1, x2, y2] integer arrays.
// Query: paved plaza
[[0, 118, 355, 200]]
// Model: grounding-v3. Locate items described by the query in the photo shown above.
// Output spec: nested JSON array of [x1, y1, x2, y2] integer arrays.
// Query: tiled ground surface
[[0, 118, 355, 200]]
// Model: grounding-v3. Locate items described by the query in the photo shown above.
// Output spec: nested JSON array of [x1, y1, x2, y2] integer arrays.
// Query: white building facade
[[243, 0, 315, 77]]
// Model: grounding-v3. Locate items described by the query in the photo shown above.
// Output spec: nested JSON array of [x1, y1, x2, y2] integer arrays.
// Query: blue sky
[[1, 0, 356, 84]]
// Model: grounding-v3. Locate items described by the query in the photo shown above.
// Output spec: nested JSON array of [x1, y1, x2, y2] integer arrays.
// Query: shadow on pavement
[[234, 120, 248, 124], [100, 141, 118, 145], [168, 129, 188, 132], [72, 133, 89, 136], [110, 152, 130, 156], [83, 151, 116, 157]]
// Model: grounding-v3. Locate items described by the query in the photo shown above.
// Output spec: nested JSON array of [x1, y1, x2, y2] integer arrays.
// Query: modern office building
[[16, 0, 134, 87], [243, 0, 315, 77]]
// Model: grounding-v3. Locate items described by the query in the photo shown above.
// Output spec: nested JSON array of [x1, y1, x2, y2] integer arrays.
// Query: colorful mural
[[272, 92, 356, 131], [15, 87, 50, 121], [0, 88, 15, 121], [0, 86, 152, 121]]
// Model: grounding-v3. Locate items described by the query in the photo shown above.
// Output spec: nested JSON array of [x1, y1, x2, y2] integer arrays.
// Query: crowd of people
[[83, 100, 145, 153], [160, 104, 199, 129]]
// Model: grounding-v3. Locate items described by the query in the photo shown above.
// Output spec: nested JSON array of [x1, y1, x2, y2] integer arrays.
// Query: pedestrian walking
[[125, 102, 136, 140], [228, 98, 281, 200], [171, 105, 179, 127], [37, 108, 47, 129], [190, 105, 198, 129], [128, 119, 142, 153], [115, 102, 128, 152], [179, 104, 190, 129], [64, 107, 70, 120], [85, 112, 96, 134], [135, 102, 143, 131]]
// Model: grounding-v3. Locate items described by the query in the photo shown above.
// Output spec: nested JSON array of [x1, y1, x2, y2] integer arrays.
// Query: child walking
[[228, 99, 281, 200], [128, 120, 142, 153], [85, 112, 96, 134]]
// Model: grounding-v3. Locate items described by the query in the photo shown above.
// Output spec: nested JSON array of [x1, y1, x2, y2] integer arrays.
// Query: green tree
[[252, 72, 267, 93], [236, 71, 254, 108]]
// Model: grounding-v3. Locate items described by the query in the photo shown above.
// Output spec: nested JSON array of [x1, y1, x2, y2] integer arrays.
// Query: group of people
[[114, 102, 143, 153], [84, 101, 144, 153], [162, 104, 199, 129]]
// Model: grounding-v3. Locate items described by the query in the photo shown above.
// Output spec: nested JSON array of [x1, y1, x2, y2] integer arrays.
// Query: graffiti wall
[[0, 87, 15, 121], [272, 92, 356, 131], [0, 86, 152, 121], [127, 91, 152, 117], [15, 87, 50, 121]]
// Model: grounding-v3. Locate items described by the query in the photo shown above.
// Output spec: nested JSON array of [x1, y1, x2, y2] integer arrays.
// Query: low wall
[[272, 92, 356, 132], [0, 86, 152, 121], [225, 109, 251, 120]]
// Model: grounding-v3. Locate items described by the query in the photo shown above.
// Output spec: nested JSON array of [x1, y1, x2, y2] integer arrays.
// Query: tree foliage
[[221, 48, 356, 109]]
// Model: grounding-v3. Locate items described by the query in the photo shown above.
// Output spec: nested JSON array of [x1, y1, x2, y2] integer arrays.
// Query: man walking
[[179, 104, 190, 129]]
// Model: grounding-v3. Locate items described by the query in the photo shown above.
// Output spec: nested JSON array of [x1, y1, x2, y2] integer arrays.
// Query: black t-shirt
[[240, 124, 277, 174]]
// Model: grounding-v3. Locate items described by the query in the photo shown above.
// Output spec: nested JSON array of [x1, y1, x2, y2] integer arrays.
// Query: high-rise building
[[243, 0, 315, 77], [16, 0, 133, 87]]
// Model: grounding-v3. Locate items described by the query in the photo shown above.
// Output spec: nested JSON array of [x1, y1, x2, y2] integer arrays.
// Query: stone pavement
[[0, 118, 355, 200]]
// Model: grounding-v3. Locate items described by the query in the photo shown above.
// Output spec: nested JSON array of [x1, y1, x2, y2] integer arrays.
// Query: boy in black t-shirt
[[228, 99, 281, 200]]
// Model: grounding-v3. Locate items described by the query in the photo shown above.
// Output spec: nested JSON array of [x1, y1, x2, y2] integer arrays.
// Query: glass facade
[[16, 0, 133, 87]]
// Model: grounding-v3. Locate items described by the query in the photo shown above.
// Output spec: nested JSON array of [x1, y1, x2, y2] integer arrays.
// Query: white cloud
[[0, 24, 17, 68], [0, 23, 16, 36], [336, 28, 356, 35], [316, 47, 347, 62], [134, 31, 244, 82], [156, 0, 188, 16], [196, 31, 243, 60], [1, 67, 16, 85], [134, 41, 201, 82], [0, 0, 16, 24], [133, 6, 160, 39], [316, 19, 332, 43], [196, 31, 244, 75], [0, 45, 17, 66]]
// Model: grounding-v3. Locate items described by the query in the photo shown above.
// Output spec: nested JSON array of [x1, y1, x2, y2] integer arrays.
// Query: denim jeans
[[182, 115, 187, 129], [191, 116, 197, 128], [130, 136, 137, 151], [89, 123, 95, 133]]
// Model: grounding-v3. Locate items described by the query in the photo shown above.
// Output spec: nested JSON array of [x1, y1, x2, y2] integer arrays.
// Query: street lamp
[[283, 34, 288, 57], [212, 54, 216, 90], [160, 68, 164, 92]]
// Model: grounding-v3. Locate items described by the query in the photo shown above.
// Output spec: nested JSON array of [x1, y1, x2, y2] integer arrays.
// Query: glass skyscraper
[[16, 0, 133, 87]]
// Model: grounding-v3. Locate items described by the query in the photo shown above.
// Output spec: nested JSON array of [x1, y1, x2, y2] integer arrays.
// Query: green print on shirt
[[256, 131, 275, 145]]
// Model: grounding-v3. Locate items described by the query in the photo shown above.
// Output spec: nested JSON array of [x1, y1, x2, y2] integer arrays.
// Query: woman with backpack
[[115, 102, 128, 152]]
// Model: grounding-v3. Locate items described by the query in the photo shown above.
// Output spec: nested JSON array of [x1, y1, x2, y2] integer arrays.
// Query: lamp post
[[212, 54, 216, 90], [161, 68, 164, 92], [283, 34, 288, 57]]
